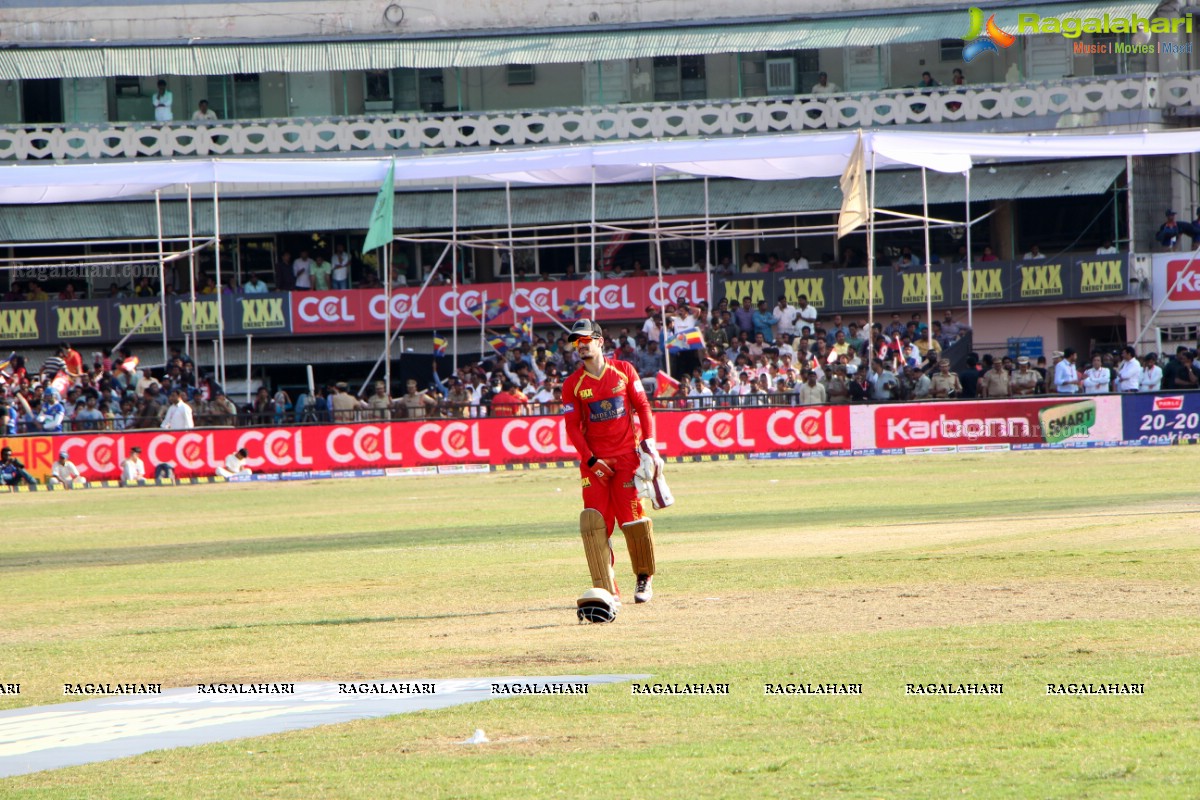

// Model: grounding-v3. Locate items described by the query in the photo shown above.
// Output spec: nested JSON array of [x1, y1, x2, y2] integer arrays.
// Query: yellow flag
[[838, 131, 868, 239]]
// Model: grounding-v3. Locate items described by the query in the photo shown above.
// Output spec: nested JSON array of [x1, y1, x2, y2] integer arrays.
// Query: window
[[114, 77, 142, 97], [1092, 34, 1148, 75], [653, 55, 707, 101], [940, 39, 964, 63], [365, 70, 392, 102], [765, 59, 796, 95], [506, 64, 536, 86]]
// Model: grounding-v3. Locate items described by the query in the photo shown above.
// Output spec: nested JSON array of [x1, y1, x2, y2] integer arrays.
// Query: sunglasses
[[573, 336, 598, 346]]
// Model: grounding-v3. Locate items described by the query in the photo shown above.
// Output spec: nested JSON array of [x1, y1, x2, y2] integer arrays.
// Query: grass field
[[2, 448, 1199, 799]]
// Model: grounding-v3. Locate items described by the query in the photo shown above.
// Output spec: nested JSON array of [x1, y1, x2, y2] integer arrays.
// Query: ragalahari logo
[[962, 7, 1017, 62]]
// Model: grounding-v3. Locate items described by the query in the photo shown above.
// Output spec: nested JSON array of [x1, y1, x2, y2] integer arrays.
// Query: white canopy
[[0, 128, 1193, 205]]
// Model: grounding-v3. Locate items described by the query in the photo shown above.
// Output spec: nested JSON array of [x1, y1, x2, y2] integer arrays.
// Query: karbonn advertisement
[[714, 255, 1128, 314], [20, 394, 1196, 482]]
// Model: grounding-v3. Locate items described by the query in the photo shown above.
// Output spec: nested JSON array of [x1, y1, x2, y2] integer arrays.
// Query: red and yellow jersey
[[562, 358, 653, 461]]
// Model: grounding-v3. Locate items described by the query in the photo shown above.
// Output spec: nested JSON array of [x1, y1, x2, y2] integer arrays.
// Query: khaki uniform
[[979, 368, 1010, 398], [366, 394, 393, 420], [330, 391, 360, 422], [930, 371, 961, 398], [1010, 368, 1040, 396], [401, 391, 436, 419]]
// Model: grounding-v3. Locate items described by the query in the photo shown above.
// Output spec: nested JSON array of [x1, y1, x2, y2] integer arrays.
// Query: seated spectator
[[1096, 240, 1119, 255], [979, 246, 999, 262], [50, 450, 87, 488], [0, 446, 38, 488], [121, 447, 147, 485], [786, 250, 810, 271], [216, 448, 252, 479], [1022, 244, 1046, 260], [810, 71, 839, 94]]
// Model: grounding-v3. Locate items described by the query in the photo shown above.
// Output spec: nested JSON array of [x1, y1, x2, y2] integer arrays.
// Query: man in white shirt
[[1082, 354, 1111, 393], [1096, 240, 1118, 255], [331, 244, 352, 289], [772, 297, 799, 338], [1054, 348, 1082, 394], [121, 447, 147, 484], [152, 80, 174, 122], [50, 451, 87, 488], [191, 99, 218, 122], [1139, 353, 1163, 392], [292, 249, 314, 290], [216, 448, 252, 478], [795, 295, 818, 329], [786, 250, 810, 271], [1023, 244, 1047, 260], [1116, 347, 1142, 392], [243, 273, 269, 294], [161, 390, 195, 430], [811, 72, 839, 95]]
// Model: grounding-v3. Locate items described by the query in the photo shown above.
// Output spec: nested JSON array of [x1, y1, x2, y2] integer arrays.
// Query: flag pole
[[653, 169, 670, 377], [384, 240, 391, 396], [452, 177, 459, 374], [921, 166, 934, 352]]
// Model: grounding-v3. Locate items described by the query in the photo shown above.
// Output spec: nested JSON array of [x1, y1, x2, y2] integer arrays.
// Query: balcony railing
[[1, 72, 1193, 161]]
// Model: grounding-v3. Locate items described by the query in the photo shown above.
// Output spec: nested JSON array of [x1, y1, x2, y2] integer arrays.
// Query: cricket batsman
[[562, 318, 668, 621]]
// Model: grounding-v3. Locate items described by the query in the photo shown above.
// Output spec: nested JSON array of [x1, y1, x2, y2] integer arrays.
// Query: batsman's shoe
[[577, 587, 619, 624], [634, 574, 654, 603]]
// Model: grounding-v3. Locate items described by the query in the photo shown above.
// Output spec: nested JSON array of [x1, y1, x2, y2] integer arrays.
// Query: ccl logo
[[765, 409, 847, 447], [369, 292, 425, 321], [298, 295, 357, 323]]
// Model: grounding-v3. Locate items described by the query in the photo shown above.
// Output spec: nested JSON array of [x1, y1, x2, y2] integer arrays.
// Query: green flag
[[363, 159, 395, 252]]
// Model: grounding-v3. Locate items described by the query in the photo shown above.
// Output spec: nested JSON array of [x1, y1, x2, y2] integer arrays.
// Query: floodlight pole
[[506, 181, 517, 328], [867, 149, 878, 335], [965, 170, 974, 329], [921, 167, 934, 352], [187, 183, 198, 368], [213, 180, 226, 387], [452, 177, 459, 374]]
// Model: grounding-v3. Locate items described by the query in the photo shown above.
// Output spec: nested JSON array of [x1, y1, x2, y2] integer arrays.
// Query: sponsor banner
[[19, 394, 1145, 481], [48, 301, 108, 344], [169, 297, 226, 340], [1151, 253, 1200, 310], [289, 276, 707, 336], [113, 299, 166, 343], [714, 256, 1127, 316], [229, 293, 291, 336], [656, 406, 852, 455], [0, 302, 47, 347], [1121, 392, 1200, 444], [866, 396, 1123, 449]]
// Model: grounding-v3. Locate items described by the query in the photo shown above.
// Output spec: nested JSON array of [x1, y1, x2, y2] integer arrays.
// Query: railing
[[1, 72, 1190, 161]]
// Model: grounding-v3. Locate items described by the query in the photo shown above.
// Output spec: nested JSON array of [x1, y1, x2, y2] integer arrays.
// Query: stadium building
[[2, 0, 1199, 379]]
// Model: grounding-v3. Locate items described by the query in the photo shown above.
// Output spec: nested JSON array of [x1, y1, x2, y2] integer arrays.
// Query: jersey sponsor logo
[[613, 380, 626, 395], [562, 403, 575, 413], [588, 396, 626, 422], [578, 388, 594, 399]]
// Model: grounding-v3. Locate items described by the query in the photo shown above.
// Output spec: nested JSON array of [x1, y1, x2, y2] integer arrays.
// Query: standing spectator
[[797, 370, 826, 405], [772, 297, 799, 339], [869, 358, 897, 402], [752, 301, 776, 344], [50, 450, 87, 488], [930, 359, 962, 398], [310, 252, 333, 291], [1011, 357, 1040, 395], [292, 249, 314, 290], [209, 390, 238, 426], [329, 382, 360, 421], [1116, 346, 1143, 392], [634, 341, 664, 378], [795, 295, 818, 330], [979, 360, 1010, 398], [733, 297, 755, 337], [1054, 348, 1083, 394], [161, 389, 195, 429], [1139, 353, 1163, 392], [366, 381, 393, 420], [152, 79, 174, 122], [275, 250, 294, 291], [331, 244, 352, 289], [1083, 354, 1112, 393], [905, 365, 932, 399], [1172, 350, 1200, 389], [400, 379, 437, 419], [74, 396, 104, 430], [490, 380, 529, 417], [1156, 210, 1181, 251], [958, 354, 981, 398]]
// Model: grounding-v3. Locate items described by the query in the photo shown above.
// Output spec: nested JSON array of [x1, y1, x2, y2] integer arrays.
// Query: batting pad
[[580, 509, 617, 594], [621, 518, 656, 577]]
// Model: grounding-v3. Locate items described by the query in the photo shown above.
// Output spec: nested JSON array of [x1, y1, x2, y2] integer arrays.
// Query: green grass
[[1, 449, 1199, 798]]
